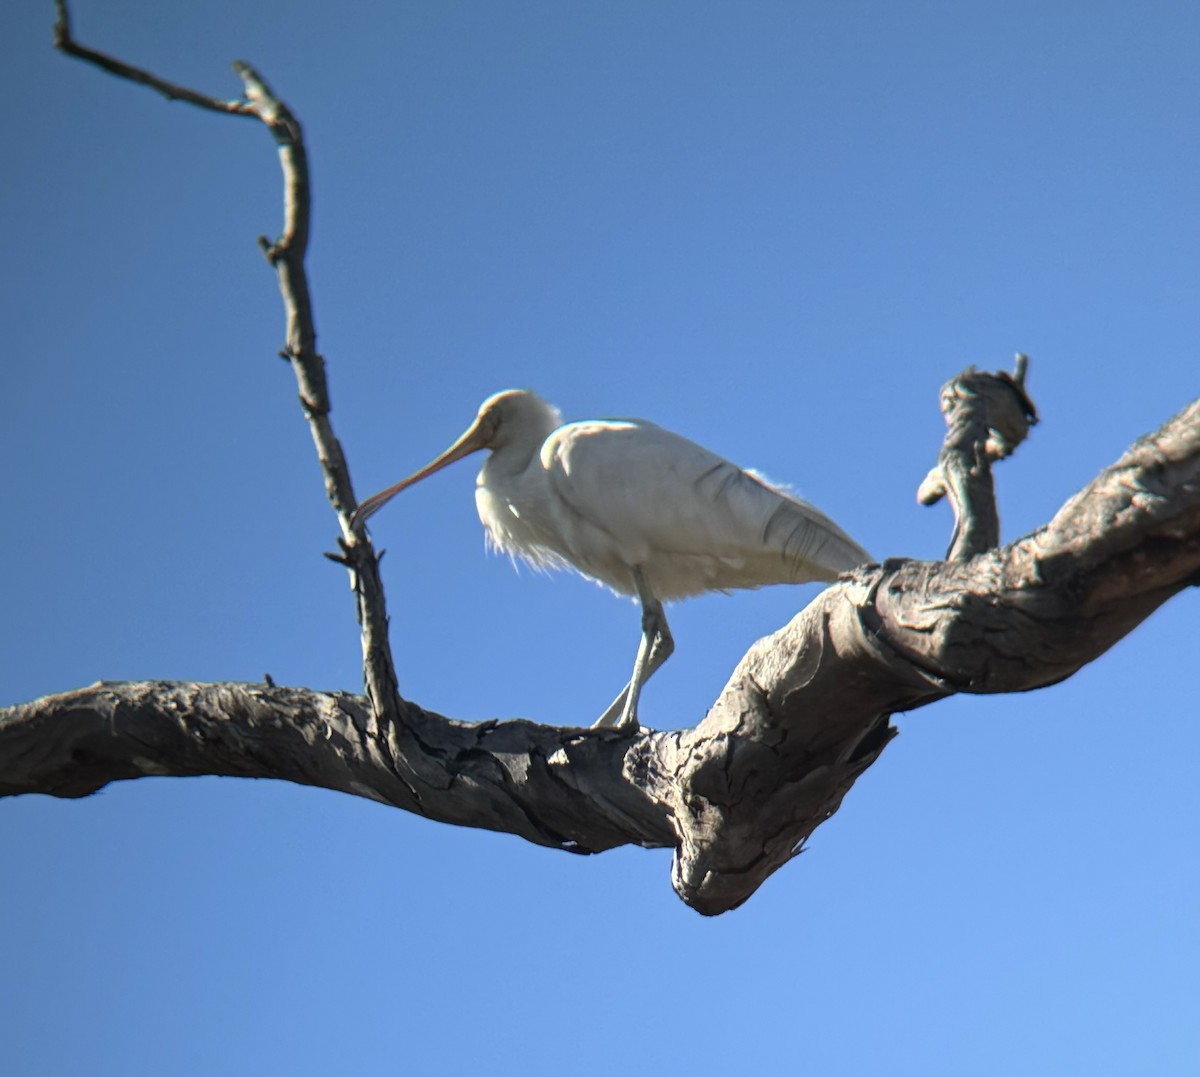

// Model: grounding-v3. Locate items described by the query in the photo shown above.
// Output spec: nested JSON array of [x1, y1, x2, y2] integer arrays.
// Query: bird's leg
[[592, 568, 674, 731], [619, 593, 674, 729], [594, 689, 627, 729]]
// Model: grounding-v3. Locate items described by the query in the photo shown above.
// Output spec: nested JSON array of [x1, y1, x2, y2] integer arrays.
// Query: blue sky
[[3, 2, 1197, 1074]]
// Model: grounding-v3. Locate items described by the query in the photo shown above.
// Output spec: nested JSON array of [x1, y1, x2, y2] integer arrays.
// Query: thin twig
[[53, 0, 253, 118], [52, 0, 403, 730]]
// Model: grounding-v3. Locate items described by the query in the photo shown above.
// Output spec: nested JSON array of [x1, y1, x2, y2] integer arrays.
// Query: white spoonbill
[[351, 390, 871, 731]]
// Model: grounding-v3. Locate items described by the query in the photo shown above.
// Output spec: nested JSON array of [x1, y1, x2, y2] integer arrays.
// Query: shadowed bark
[[4, 4, 1196, 915]]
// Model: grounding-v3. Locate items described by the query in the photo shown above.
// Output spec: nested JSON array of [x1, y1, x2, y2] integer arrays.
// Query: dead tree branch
[[53, 0, 254, 117], [918, 355, 1038, 560], [0, 682, 669, 853], [4, 395, 1197, 912], [52, 3, 401, 729], [7, 4, 1196, 914]]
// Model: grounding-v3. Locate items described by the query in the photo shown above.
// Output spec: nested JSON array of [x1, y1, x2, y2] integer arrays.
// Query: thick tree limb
[[0, 683, 668, 853], [16, 5, 1197, 914], [5, 395, 1197, 912]]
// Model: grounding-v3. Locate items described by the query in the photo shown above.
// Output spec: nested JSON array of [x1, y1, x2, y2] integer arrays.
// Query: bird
[[350, 390, 871, 732]]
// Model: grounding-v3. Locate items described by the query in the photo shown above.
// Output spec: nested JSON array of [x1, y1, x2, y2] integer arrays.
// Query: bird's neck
[[482, 431, 544, 482], [485, 400, 560, 480]]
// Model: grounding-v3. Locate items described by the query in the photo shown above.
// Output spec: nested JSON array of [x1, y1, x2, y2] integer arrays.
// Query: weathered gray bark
[[4, 391, 1197, 913], [6, 4, 1196, 915]]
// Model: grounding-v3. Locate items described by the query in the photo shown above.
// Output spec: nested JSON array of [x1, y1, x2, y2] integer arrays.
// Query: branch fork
[[7, 3, 1197, 914]]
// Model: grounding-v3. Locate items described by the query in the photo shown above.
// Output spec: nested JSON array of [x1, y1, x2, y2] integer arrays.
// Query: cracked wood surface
[[5, 392, 1197, 912]]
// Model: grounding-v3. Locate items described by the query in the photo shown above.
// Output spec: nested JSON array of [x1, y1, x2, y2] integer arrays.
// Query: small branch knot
[[940, 354, 1037, 465], [920, 354, 1038, 561]]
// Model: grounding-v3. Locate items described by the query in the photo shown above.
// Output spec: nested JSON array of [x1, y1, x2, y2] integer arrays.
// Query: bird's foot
[[614, 710, 641, 733], [591, 692, 640, 732], [591, 714, 640, 734]]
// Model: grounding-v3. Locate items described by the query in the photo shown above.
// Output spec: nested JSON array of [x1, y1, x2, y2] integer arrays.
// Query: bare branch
[[52, 1, 401, 729], [0, 682, 670, 853], [918, 354, 1039, 560], [4, 394, 1196, 912], [887, 395, 1199, 693], [53, 0, 254, 118]]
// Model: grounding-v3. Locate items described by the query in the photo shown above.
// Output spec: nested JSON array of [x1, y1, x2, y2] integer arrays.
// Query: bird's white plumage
[[478, 408, 868, 600], [351, 389, 871, 730]]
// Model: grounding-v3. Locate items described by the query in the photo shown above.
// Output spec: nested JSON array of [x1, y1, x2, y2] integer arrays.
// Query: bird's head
[[350, 389, 560, 531]]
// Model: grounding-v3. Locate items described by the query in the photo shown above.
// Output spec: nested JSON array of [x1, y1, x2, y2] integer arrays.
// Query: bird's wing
[[542, 419, 870, 599]]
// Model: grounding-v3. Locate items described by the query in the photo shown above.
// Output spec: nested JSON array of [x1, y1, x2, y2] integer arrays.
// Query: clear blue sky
[[3, 2, 1197, 1074]]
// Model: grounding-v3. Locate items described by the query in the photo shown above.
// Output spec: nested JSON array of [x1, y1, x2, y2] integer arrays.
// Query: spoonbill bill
[[351, 390, 870, 731]]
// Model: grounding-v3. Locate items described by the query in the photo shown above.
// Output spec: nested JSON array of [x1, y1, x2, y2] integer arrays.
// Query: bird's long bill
[[350, 418, 490, 530]]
